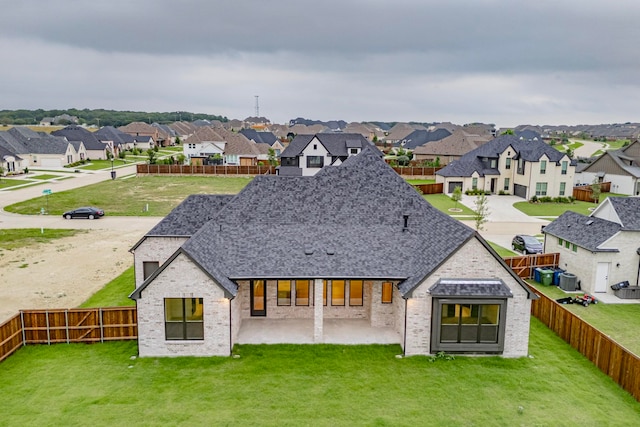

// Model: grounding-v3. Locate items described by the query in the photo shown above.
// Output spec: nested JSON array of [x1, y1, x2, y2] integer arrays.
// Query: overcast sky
[[2, 0, 639, 127]]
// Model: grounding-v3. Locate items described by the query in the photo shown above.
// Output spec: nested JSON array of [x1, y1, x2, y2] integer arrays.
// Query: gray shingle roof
[[52, 126, 105, 150], [429, 278, 513, 298], [437, 134, 566, 178], [607, 197, 640, 230], [543, 211, 621, 252], [394, 129, 451, 149], [280, 133, 378, 158], [7, 126, 71, 155]]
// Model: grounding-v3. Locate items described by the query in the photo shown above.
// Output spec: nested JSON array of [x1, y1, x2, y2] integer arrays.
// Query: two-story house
[[436, 134, 575, 199], [277, 133, 380, 176], [575, 140, 640, 196]]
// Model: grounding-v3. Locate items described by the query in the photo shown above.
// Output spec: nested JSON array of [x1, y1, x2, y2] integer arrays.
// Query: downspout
[[403, 298, 408, 355], [636, 248, 640, 287]]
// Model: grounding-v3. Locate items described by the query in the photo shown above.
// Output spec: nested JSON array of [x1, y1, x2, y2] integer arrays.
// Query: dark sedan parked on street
[[62, 207, 105, 220], [511, 234, 543, 254]]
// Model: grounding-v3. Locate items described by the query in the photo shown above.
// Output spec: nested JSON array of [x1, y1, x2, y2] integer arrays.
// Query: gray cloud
[[1, 1, 639, 126]]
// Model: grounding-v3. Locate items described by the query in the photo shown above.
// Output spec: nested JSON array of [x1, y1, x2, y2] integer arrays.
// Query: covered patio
[[236, 318, 402, 345]]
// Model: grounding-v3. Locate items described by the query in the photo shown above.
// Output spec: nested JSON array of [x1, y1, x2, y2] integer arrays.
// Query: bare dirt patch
[[0, 229, 141, 323]]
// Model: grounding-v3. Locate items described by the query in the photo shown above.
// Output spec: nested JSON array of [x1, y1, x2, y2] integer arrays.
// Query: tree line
[[0, 109, 228, 127]]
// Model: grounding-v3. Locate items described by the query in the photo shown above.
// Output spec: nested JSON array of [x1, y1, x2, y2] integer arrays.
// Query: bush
[[530, 195, 538, 203], [465, 189, 489, 196]]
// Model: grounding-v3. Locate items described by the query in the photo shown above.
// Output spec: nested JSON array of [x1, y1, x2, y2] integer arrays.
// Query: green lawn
[[0, 178, 33, 189], [1, 320, 639, 426], [406, 179, 435, 185], [488, 241, 518, 257], [75, 159, 133, 171], [0, 229, 85, 251], [423, 194, 476, 216], [79, 266, 135, 307], [529, 282, 640, 355], [513, 193, 627, 217], [4, 176, 253, 216], [31, 174, 63, 180]]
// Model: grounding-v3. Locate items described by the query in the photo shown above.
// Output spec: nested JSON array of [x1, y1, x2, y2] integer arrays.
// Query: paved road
[[0, 165, 161, 233]]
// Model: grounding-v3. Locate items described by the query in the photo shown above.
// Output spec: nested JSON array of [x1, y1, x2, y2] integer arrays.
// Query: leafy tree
[[397, 155, 410, 166], [473, 193, 490, 231], [174, 136, 181, 145], [451, 186, 462, 209], [566, 148, 574, 159], [372, 135, 378, 143], [147, 149, 156, 164], [176, 153, 186, 164], [267, 148, 278, 166], [590, 178, 602, 203], [0, 165, 4, 180], [501, 129, 514, 135], [118, 150, 126, 159]]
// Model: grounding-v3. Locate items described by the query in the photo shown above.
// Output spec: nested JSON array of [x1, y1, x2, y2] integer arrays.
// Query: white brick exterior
[[403, 237, 532, 358], [133, 237, 188, 288], [136, 253, 232, 357]]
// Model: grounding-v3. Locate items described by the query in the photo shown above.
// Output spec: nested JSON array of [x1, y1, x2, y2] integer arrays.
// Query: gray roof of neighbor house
[[6, 126, 71, 155], [239, 129, 278, 146], [0, 144, 23, 160], [280, 133, 379, 158], [52, 126, 105, 150], [0, 131, 29, 155], [543, 211, 621, 252], [607, 197, 640, 230], [131, 148, 535, 300], [437, 134, 569, 178], [94, 126, 136, 146], [394, 129, 452, 149]]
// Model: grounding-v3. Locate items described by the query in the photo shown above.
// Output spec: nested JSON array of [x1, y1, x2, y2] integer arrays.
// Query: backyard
[[1, 320, 640, 426]]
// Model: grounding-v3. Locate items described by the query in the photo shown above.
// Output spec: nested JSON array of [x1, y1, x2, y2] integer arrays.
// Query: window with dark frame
[[295, 280, 310, 306], [505, 158, 511, 169], [561, 161, 568, 175], [331, 280, 345, 306], [164, 298, 204, 340], [143, 261, 160, 280], [349, 280, 363, 306], [277, 280, 291, 306], [381, 282, 393, 304], [540, 160, 546, 174], [307, 156, 324, 168]]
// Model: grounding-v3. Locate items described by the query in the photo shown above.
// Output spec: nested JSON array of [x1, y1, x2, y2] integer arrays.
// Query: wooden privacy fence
[[531, 290, 640, 402], [572, 182, 611, 203], [137, 164, 276, 175], [412, 183, 443, 195], [0, 307, 137, 363], [503, 253, 560, 279], [391, 166, 444, 177]]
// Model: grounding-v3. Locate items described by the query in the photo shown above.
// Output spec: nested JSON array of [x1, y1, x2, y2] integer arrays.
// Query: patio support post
[[314, 279, 323, 342]]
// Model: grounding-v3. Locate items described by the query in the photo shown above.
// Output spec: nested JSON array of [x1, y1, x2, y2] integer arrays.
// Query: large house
[[413, 130, 492, 165], [436, 134, 575, 198], [0, 127, 81, 168], [52, 125, 106, 160], [129, 149, 536, 358], [278, 133, 380, 176], [576, 140, 640, 196], [542, 197, 640, 295]]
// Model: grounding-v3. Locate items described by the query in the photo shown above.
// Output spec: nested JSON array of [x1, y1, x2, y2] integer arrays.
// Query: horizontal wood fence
[[572, 182, 611, 203], [412, 183, 443, 194], [0, 307, 137, 363], [531, 290, 640, 402], [391, 166, 444, 177], [137, 164, 276, 175], [503, 253, 560, 279]]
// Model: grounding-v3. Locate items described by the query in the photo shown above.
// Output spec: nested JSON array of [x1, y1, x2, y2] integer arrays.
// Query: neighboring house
[[542, 197, 640, 295], [39, 117, 54, 126], [239, 129, 284, 156], [436, 134, 575, 198], [0, 145, 25, 175], [129, 149, 536, 358], [183, 127, 226, 165], [0, 127, 77, 168], [278, 133, 380, 176], [118, 122, 165, 147], [52, 125, 106, 160], [413, 130, 492, 165], [94, 126, 137, 153], [575, 140, 640, 196], [220, 128, 262, 166], [393, 129, 452, 150], [168, 121, 198, 141]]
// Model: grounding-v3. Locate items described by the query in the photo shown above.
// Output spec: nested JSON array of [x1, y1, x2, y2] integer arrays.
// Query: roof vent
[[304, 245, 314, 255], [326, 247, 335, 255], [403, 215, 409, 231], [585, 220, 594, 225]]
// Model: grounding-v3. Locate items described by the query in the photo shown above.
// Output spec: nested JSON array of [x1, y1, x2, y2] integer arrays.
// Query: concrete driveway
[[458, 194, 548, 251]]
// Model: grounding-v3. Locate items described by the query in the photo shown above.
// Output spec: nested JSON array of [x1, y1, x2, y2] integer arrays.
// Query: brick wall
[[133, 237, 188, 288]]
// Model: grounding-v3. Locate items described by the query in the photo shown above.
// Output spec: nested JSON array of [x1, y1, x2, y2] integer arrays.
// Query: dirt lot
[[0, 229, 141, 323]]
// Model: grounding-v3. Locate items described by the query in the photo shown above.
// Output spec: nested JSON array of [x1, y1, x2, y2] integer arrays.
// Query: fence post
[[20, 311, 25, 347], [99, 308, 104, 343], [65, 310, 69, 344], [46, 310, 50, 345]]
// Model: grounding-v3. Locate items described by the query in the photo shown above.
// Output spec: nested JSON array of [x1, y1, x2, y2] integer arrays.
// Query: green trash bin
[[540, 269, 554, 286]]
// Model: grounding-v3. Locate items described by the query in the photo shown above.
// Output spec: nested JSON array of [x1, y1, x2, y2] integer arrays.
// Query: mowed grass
[[1, 319, 639, 426], [513, 193, 627, 217], [75, 159, 133, 170], [0, 228, 85, 251], [0, 178, 33, 189], [4, 176, 253, 216], [79, 266, 135, 308], [423, 193, 476, 216], [530, 282, 640, 355]]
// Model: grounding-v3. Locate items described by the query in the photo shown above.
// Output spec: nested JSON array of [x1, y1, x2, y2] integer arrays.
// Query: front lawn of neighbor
[[1, 320, 639, 426], [74, 159, 133, 171], [423, 193, 476, 216], [514, 193, 627, 217], [529, 282, 640, 356], [4, 176, 253, 216], [0, 178, 33, 189], [406, 179, 436, 185]]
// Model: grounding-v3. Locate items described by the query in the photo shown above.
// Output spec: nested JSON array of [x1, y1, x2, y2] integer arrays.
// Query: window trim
[[143, 261, 160, 280], [431, 298, 506, 353], [306, 155, 324, 168], [164, 298, 204, 341], [540, 160, 547, 174], [277, 280, 291, 306], [503, 178, 510, 192], [505, 158, 511, 170], [559, 182, 566, 196], [561, 161, 568, 175], [295, 280, 310, 306]]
